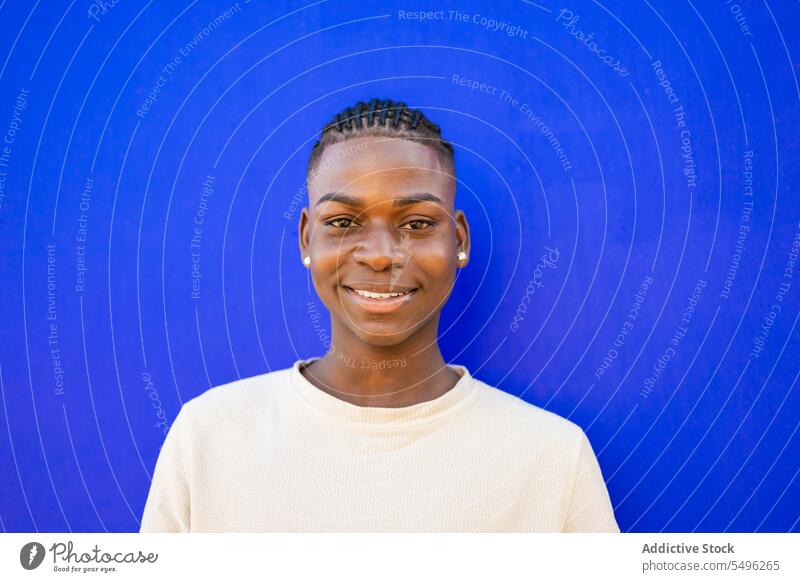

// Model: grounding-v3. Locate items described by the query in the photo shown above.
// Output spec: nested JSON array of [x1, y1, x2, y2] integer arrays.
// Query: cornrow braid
[[307, 98, 454, 178]]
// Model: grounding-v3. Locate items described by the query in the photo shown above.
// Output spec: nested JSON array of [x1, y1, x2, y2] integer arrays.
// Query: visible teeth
[[353, 288, 411, 299]]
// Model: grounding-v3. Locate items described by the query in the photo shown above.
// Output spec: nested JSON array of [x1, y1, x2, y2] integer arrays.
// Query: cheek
[[310, 253, 345, 294], [307, 253, 343, 316], [413, 241, 456, 288], [310, 234, 350, 271]]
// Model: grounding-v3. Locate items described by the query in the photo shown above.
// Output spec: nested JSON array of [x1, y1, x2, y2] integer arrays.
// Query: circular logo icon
[[20, 542, 46, 570]]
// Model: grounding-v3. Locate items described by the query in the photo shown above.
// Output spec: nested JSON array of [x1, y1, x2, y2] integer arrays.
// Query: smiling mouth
[[341, 286, 418, 312], [351, 288, 414, 299]]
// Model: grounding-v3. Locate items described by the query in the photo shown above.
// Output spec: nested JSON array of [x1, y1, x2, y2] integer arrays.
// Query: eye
[[325, 217, 359, 229], [401, 219, 435, 230]]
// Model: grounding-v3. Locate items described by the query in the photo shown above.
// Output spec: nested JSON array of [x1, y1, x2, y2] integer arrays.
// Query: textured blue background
[[0, 0, 798, 532]]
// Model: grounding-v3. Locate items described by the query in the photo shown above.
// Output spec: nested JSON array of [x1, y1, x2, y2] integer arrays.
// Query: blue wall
[[0, 0, 798, 532]]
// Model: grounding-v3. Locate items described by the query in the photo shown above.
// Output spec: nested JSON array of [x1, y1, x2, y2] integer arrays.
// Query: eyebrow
[[315, 192, 444, 207]]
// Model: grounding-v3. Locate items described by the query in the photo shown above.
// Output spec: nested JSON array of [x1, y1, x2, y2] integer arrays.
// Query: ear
[[299, 207, 311, 261], [454, 209, 471, 267]]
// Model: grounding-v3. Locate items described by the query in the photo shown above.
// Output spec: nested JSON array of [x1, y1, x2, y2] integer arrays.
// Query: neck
[[301, 315, 462, 407]]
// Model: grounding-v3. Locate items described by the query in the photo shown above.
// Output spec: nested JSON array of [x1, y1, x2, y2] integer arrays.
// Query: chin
[[350, 324, 415, 347]]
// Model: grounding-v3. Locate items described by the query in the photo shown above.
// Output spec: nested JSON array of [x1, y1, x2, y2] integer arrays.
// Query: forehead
[[308, 137, 454, 204]]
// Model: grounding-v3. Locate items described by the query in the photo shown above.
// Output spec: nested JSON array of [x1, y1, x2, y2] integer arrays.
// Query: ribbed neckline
[[288, 357, 477, 425]]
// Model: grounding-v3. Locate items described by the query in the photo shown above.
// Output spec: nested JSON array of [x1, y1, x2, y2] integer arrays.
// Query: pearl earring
[[457, 251, 467, 262], [303, 256, 311, 267]]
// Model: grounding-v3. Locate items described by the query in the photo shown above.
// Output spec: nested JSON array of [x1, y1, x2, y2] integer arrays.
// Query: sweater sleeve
[[140, 405, 191, 533], [562, 430, 620, 533]]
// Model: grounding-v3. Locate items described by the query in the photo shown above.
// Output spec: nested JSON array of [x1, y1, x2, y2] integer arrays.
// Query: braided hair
[[307, 98, 454, 178]]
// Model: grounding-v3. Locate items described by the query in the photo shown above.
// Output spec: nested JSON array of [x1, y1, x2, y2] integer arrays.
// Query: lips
[[340, 285, 418, 313], [352, 288, 414, 299]]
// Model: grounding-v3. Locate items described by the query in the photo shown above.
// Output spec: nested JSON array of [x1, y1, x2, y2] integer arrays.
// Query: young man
[[140, 98, 620, 532]]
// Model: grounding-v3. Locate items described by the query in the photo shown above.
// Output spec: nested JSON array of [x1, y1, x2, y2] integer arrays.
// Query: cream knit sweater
[[140, 358, 620, 532]]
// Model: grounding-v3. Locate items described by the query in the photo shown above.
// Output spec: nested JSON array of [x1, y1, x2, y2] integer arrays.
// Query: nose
[[351, 222, 408, 271]]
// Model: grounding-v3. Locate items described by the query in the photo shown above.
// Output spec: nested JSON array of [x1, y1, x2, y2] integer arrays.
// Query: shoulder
[[466, 377, 604, 514], [176, 367, 292, 430], [469, 376, 586, 451]]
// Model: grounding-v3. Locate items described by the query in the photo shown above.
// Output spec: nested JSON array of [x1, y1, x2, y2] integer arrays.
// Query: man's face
[[300, 136, 469, 346]]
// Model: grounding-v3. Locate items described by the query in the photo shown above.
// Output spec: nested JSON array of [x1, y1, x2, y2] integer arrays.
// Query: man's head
[[299, 99, 470, 347]]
